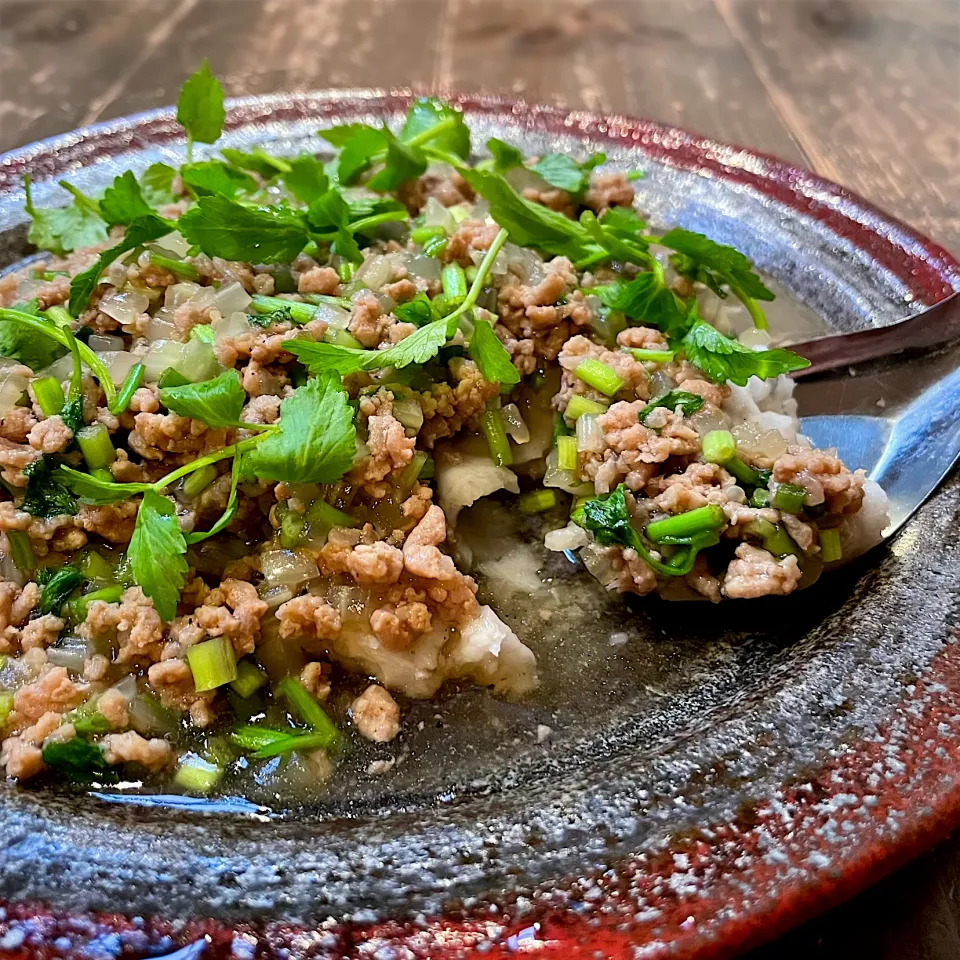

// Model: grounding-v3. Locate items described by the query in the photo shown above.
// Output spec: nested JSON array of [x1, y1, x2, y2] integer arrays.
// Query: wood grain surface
[[0, 0, 958, 956]]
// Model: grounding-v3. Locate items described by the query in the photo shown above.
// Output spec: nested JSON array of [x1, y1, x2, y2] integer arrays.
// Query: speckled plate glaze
[[0, 93, 959, 960]]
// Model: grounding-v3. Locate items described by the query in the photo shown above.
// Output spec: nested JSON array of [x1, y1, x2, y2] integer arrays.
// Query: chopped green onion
[[481, 405, 513, 467], [556, 435, 579, 472], [148, 251, 199, 281], [820, 527, 843, 563], [158, 367, 191, 389], [80, 549, 115, 584], [306, 499, 358, 530], [253, 731, 333, 760], [174, 752, 222, 793], [749, 488, 771, 509], [398, 450, 429, 494], [574, 357, 624, 397], [44, 305, 73, 327], [441, 262, 468, 302], [411, 225, 446, 246], [75, 424, 116, 471], [186, 635, 237, 692], [419, 456, 435, 480], [92, 467, 114, 483], [231, 658, 269, 699], [182, 463, 218, 498], [63, 698, 110, 737], [421, 236, 448, 258], [645, 504, 725, 543], [0, 691, 13, 727], [190, 324, 215, 344], [32, 377, 65, 418], [336, 261, 355, 282], [702, 429, 737, 464], [726, 458, 761, 487], [745, 518, 801, 559], [518, 489, 558, 514], [70, 584, 123, 622], [276, 676, 339, 746], [109, 362, 145, 415], [565, 395, 609, 422], [772, 482, 807, 514], [249, 294, 317, 325], [280, 508, 305, 548], [623, 347, 676, 363], [324, 328, 364, 349], [229, 725, 292, 752], [464, 265, 479, 283], [8, 531, 36, 574]]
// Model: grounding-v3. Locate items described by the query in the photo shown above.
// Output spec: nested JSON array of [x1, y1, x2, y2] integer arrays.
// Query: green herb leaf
[[393, 292, 439, 327], [42, 739, 118, 783], [531, 151, 605, 195], [22, 455, 78, 519], [159, 369, 246, 428], [598, 206, 647, 242], [69, 213, 176, 314], [591, 272, 687, 337], [657, 227, 774, 303], [637, 390, 705, 424], [178, 195, 308, 264], [220, 147, 291, 179], [458, 168, 595, 259], [485, 137, 524, 174], [247, 376, 356, 484], [305, 189, 362, 263], [287, 315, 453, 377], [176, 59, 225, 146], [38, 565, 85, 615], [128, 489, 189, 621], [139, 163, 178, 207], [23, 176, 108, 256], [100, 171, 154, 227], [367, 128, 427, 192], [0, 308, 64, 369], [679, 318, 810, 386], [320, 123, 387, 184], [180, 160, 257, 199], [282, 153, 330, 204], [400, 97, 471, 159], [467, 318, 520, 386], [58, 465, 152, 505]]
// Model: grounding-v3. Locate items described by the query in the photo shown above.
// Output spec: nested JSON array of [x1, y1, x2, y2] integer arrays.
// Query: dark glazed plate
[[1, 93, 959, 959]]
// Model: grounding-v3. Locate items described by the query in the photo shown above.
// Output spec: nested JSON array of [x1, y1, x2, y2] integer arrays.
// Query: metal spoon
[[789, 293, 960, 537]]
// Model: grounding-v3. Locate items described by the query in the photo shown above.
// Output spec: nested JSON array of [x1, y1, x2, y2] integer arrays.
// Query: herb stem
[[109, 362, 145, 415], [729, 283, 768, 331], [439, 228, 509, 328]]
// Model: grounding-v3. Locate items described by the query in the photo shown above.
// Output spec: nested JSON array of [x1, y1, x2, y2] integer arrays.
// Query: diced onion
[[156, 231, 190, 257], [575, 413, 605, 453], [15, 277, 44, 300], [310, 301, 351, 331], [179, 339, 219, 382], [259, 584, 295, 609], [213, 280, 251, 315], [0, 371, 29, 416], [503, 243, 546, 284], [260, 549, 319, 587], [142, 340, 185, 382], [732, 422, 789, 462], [145, 314, 177, 341], [111, 675, 138, 701], [353, 255, 392, 292], [97, 351, 139, 386], [88, 333, 124, 352], [687, 406, 733, 437], [46, 636, 92, 673], [213, 310, 253, 341], [543, 449, 594, 496], [423, 196, 456, 233], [404, 254, 442, 283], [544, 523, 590, 552], [99, 290, 149, 326], [165, 282, 203, 309], [500, 403, 529, 444], [393, 396, 424, 434]]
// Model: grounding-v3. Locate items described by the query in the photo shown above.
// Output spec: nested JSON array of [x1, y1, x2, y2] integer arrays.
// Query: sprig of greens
[[158, 369, 247, 428], [23, 176, 108, 256], [467, 318, 520, 386], [100, 171, 155, 226], [128, 489, 189, 621], [637, 390, 705, 424], [176, 59, 225, 163]]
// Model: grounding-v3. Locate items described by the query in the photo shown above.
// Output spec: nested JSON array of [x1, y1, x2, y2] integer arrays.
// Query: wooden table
[[1, 0, 958, 956]]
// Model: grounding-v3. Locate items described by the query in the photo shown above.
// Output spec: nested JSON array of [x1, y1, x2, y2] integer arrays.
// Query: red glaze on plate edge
[[0, 93, 958, 959]]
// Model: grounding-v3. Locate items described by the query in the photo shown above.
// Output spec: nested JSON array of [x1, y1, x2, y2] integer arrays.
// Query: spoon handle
[[789, 292, 960, 378]]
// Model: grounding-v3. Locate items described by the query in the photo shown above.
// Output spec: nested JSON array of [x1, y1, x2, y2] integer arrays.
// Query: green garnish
[[159, 368, 246, 429], [37, 565, 85, 615], [187, 635, 237, 692], [637, 390, 705, 424], [467, 319, 521, 386], [23, 176, 108, 256], [176, 59, 225, 163], [42, 739, 118, 783], [128, 489, 189, 621], [100, 171, 155, 226]]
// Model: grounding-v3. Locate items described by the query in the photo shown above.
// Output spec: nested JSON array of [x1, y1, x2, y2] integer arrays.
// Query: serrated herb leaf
[[180, 160, 257, 199], [139, 163, 178, 207], [590, 272, 687, 337], [485, 137, 524, 174], [400, 97, 471, 159], [282, 153, 330, 204], [467, 318, 520, 386], [393, 292, 438, 327], [305, 190, 361, 263], [320, 124, 387, 185], [159, 369, 246, 428], [176, 59, 225, 147], [22, 456, 77, 519], [366, 128, 426, 192], [178, 195, 308, 264], [23, 176, 108, 257], [0, 310, 64, 369], [58, 465, 152, 505], [247, 376, 355, 484], [128, 489, 189, 621], [532, 151, 605, 195], [100, 171, 154, 227], [220, 147, 291, 179], [69, 213, 175, 314]]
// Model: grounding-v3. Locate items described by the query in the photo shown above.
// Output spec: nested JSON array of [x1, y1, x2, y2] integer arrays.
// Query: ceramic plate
[[0, 92, 959, 959]]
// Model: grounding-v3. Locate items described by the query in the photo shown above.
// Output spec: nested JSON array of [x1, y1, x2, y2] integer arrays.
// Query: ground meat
[[583, 171, 636, 213], [0, 437, 41, 486], [0, 710, 68, 780], [370, 600, 432, 651], [555, 334, 651, 409], [648, 462, 739, 514], [241, 359, 288, 398], [240, 394, 283, 427], [33, 275, 72, 309], [616, 327, 670, 352], [357, 407, 415, 497], [381, 278, 417, 303], [772, 445, 866, 515], [18, 614, 64, 652], [300, 661, 331, 702], [721, 543, 802, 599], [81, 587, 165, 663], [418, 359, 499, 447], [297, 266, 340, 295], [276, 595, 342, 644], [191, 580, 268, 657], [97, 688, 130, 729], [10, 666, 85, 729], [581, 401, 701, 494], [0, 581, 39, 641], [76, 500, 139, 543], [173, 299, 216, 339], [1, 406, 37, 443], [677, 378, 729, 409], [322, 535, 405, 585], [443, 219, 501, 266], [348, 292, 390, 348], [101, 731, 172, 771], [350, 684, 401, 743], [400, 169, 474, 212], [521, 184, 575, 217], [781, 512, 817, 553], [129, 412, 228, 461], [685, 554, 722, 603]]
